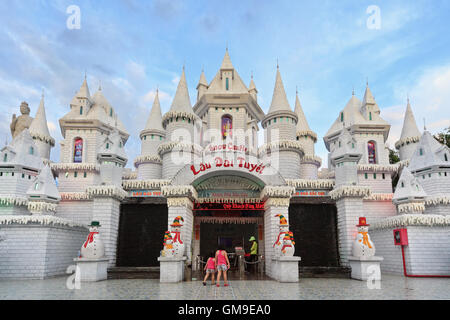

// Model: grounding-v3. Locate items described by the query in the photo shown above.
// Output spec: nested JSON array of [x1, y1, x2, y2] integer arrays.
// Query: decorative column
[[87, 185, 127, 267], [159, 185, 197, 282], [261, 185, 300, 282], [330, 186, 371, 266]]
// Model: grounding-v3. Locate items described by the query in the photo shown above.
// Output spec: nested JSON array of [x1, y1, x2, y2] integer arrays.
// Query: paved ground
[[0, 275, 449, 300]]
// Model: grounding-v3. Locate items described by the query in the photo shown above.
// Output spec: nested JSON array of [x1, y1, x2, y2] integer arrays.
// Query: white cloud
[[142, 89, 172, 104]]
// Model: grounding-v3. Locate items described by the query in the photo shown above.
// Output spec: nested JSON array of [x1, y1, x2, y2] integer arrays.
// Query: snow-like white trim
[[425, 196, 450, 206], [395, 136, 420, 150], [86, 185, 128, 200], [329, 186, 371, 200], [370, 214, 450, 230], [162, 111, 197, 124], [357, 164, 398, 173], [51, 163, 100, 172], [30, 132, 55, 146], [28, 201, 58, 213], [301, 155, 322, 165], [258, 140, 304, 155], [364, 193, 394, 201], [0, 215, 88, 229], [161, 185, 198, 199], [265, 198, 291, 207], [157, 141, 203, 156], [167, 197, 194, 208], [397, 202, 425, 213], [134, 155, 162, 167], [296, 130, 318, 142], [0, 196, 28, 207], [122, 171, 137, 180], [260, 186, 295, 199], [285, 179, 335, 189], [60, 192, 91, 201], [122, 179, 170, 190]]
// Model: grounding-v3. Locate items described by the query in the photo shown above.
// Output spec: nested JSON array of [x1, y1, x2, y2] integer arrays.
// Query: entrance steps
[[299, 266, 351, 278], [108, 267, 160, 279]]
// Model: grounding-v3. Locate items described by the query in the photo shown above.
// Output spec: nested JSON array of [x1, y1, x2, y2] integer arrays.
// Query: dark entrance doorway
[[288, 203, 339, 267], [200, 223, 258, 258], [116, 203, 168, 267]]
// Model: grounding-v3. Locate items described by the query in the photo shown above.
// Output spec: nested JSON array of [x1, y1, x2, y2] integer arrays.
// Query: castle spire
[[268, 66, 291, 114], [144, 90, 164, 131], [29, 93, 53, 143], [294, 90, 311, 132], [169, 67, 193, 114], [399, 99, 421, 141]]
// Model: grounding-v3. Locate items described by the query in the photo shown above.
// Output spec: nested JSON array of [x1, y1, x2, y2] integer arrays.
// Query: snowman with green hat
[[170, 216, 185, 258], [162, 231, 175, 257], [80, 221, 105, 259], [273, 214, 289, 258]]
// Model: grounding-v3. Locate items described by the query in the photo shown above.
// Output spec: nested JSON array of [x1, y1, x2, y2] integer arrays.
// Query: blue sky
[[1, 0, 450, 167]]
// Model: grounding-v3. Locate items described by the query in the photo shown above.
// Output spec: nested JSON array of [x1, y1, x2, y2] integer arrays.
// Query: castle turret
[[331, 127, 362, 187], [395, 99, 421, 161], [360, 83, 380, 121], [29, 93, 55, 160], [393, 167, 427, 214], [248, 75, 258, 102], [98, 129, 128, 186], [261, 66, 302, 179], [294, 90, 321, 179], [135, 90, 166, 179], [196, 70, 208, 102], [160, 67, 201, 179], [26, 164, 60, 215]]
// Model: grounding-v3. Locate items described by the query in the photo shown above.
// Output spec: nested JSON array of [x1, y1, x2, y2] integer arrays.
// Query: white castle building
[[1, 51, 449, 280]]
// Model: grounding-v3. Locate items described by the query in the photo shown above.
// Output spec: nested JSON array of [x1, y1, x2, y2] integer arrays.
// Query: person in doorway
[[249, 236, 258, 273], [215, 246, 230, 287], [203, 252, 216, 286]]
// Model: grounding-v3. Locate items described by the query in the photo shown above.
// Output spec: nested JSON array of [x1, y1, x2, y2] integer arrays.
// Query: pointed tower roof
[[27, 164, 61, 202], [268, 67, 292, 114], [76, 76, 91, 100], [143, 90, 164, 132], [393, 167, 427, 202], [220, 49, 234, 70], [249, 75, 257, 92], [29, 93, 55, 146], [169, 67, 193, 114], [197, 70, 208, 88], [362, 85, 377, 110], [294, 91, 311, 132], [399, 99, 421, 141], [409, 130, 448, 172], [331, 127, 361, 161]]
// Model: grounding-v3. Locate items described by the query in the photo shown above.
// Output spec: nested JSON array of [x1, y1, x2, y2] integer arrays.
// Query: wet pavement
[[1, 274, 449, 300]]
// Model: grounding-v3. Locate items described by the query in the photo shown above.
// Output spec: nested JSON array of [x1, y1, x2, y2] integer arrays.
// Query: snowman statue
[[162, 231, 175, 258], [80, 221, 105, 259], [352, 217, 375, 258], [273, 214, 289, 258], [170, 216, 185, 258], [280, 231, 295, 257]]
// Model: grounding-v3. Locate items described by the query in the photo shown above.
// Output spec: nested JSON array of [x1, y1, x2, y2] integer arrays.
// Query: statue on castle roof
[[10, 101, 33, 139]]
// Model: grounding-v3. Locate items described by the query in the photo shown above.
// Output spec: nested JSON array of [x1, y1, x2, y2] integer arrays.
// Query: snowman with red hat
[[273, 214, 289, 258], [170, 216, 185, 258], [352, 217, 375, 258], [162, 231, 175, 257], [80, 221, 105, 259]]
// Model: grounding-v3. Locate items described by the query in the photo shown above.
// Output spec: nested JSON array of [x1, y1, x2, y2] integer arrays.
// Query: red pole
[[401, 245, 450, 278]]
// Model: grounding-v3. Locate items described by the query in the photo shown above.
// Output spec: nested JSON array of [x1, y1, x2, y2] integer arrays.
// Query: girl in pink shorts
[[203, 252, 216, 286]]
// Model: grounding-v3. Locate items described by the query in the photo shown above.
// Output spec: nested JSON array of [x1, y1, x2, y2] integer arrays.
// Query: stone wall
[[56, 200, 93, 225], [0, 224, 87, 279]]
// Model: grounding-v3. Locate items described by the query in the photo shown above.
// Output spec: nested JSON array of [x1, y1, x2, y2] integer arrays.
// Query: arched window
[[80, 106, 83, 115], [222, 115, 232, 139], [29, 147, 34, 155], [368, 141, 377, 164], [225, 78, 229, 91], [3, 153, 7, 162], [73, 138, 83, 163], [445, 154, 448, 162]]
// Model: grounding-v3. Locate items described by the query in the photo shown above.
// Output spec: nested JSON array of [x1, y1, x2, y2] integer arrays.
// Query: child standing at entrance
[[215, 247, 231, 287], [203, 252, 216, 286]]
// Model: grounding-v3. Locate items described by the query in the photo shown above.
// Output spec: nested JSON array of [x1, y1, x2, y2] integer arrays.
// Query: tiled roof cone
[[29, 93, 55, 146], [294, 91, 311, 132], [169, 67, 193, 114], [26, 164, 61, 202], [399, 99, 421, 142], [393, 167, 427, 202], [267, 67, 292, 114], [362, 84, 380, 114], [220, 48, 234, 70], [144, 90, 164, 132]]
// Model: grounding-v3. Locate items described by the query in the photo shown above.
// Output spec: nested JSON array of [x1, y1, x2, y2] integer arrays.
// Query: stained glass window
[[73, 138, 83, 163], [222, 115, 232, 139], [368, 141, 377, 164]]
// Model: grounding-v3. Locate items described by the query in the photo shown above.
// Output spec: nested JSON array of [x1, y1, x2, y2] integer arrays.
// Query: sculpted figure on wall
[[10, 101, 33, 138]]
